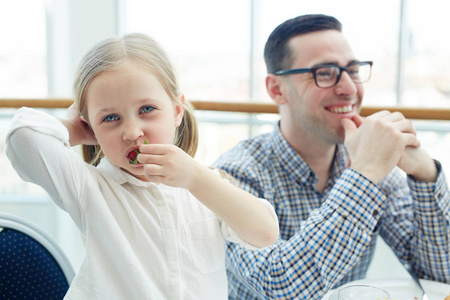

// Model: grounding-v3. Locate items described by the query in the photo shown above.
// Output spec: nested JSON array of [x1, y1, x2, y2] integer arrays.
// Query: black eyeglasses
[[274, 61, 373, 88]]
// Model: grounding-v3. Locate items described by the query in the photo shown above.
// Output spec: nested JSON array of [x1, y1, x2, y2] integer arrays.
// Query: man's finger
[[352, 115, 364, 128], [341, 118, 357, 139]]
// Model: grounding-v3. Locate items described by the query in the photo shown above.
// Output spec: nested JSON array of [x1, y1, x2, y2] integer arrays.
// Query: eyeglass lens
[[315, 63, 371, 88]]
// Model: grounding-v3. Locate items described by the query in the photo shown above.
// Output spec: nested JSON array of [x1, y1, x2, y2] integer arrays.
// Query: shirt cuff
[[6, 107, 70, 147], [408, 160, 450, 214], [326, 168, 387, 233]]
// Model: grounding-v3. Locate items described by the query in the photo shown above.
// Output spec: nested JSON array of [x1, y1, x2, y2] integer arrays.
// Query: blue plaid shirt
[[213, 122, 450, 300]]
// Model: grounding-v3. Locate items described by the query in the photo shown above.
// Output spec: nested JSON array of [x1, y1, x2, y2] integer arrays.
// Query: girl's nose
[[122, 120, 144, 141]]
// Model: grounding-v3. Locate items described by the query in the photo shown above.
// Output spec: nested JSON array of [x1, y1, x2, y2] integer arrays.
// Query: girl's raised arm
[[59, 104, 98, 147], [189, 166, 279, 248], [138, 143, 279, 248]]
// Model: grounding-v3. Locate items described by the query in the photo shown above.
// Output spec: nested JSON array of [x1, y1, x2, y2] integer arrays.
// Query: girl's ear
[[266, 74, 288, 105], [80, 115, 92, 129], [80, 115, 88, 125], [174, 94, 186, 127]]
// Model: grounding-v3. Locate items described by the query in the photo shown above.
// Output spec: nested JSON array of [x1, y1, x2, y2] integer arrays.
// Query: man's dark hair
[[264, 14, 342, 74]]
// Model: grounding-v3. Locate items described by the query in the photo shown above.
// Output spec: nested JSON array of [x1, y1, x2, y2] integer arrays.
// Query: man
[[213, 14, 450, 299]]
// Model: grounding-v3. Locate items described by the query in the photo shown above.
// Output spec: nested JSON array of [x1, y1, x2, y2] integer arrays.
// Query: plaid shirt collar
[[271, 122, 349, 188]]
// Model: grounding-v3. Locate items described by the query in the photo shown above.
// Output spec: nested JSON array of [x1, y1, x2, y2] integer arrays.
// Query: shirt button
[[372, 209, 379, 217]]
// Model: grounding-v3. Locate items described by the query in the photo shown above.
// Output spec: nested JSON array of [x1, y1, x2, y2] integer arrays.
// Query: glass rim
[[338, 284, 391, 297]]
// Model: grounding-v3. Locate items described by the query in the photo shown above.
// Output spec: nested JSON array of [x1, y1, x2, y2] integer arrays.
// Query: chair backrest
[[0, 212, 75, 299]]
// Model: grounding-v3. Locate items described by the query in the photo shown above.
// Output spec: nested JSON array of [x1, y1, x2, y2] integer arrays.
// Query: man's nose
[[335, 70, 358, 95]]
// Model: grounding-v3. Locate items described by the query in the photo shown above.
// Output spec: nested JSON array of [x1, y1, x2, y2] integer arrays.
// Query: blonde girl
[[6, 33, 278, 299]]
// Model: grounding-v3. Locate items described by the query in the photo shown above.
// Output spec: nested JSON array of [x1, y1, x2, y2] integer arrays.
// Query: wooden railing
[[1, 98, 450, 121]]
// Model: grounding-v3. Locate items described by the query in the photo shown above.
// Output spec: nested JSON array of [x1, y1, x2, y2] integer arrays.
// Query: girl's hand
[[138, 143, 202, 189], [62, 104, 98, 146]]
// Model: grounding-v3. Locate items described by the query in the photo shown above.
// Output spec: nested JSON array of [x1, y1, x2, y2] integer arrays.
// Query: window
[[0, 0, 48, 196], [0, 0, 47, 97], [402, 0, 450, 107], [123, 0, 251, 101], [123, 0, 450, 109], [123, 0, 402, 106]]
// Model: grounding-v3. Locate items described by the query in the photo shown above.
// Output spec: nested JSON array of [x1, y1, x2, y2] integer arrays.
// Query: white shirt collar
[[96, 157, 157, 188]]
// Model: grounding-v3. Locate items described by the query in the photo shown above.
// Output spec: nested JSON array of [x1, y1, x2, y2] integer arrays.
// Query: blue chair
[[0, 212, 75, 299]]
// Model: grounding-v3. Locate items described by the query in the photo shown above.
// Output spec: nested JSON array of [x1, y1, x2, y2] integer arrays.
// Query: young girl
[[5, 33, 278, 299]]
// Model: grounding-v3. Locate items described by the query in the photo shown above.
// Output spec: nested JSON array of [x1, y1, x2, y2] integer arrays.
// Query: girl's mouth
[[128, 140, 148, 165], [128, 148, 140, 165]]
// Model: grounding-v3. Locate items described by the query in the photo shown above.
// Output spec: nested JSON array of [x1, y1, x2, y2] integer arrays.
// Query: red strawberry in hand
[[128, 149, 140, 164], [128, 140, 148, 165]]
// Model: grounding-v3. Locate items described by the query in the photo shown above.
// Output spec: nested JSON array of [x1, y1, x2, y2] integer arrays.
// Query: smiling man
[[213, 14, 450, 299]]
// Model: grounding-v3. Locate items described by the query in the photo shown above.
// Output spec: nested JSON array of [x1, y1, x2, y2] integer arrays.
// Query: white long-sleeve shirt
[[5, 107, 278, 300]]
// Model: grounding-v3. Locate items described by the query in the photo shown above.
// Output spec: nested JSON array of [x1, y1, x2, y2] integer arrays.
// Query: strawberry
[[128, 149, 140, 164], [128, 140, 148, 165]]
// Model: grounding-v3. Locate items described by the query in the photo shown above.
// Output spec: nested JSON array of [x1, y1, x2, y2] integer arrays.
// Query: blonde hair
[[73, 33, 198, 166]]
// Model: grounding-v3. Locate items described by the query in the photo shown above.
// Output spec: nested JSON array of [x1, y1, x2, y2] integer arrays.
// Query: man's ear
[[174, 94, 186, 127], [266, 74, 288, 105]]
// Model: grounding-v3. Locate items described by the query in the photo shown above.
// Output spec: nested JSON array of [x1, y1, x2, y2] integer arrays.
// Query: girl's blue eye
[[103, 114, 118, 122], [141, 106, 155, 114]]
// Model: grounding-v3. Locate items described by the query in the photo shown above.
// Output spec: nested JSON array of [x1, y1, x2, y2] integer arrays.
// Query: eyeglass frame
[[273, 61, 373, 88]]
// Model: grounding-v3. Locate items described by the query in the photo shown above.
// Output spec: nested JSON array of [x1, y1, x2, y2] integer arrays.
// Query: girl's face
[[84, 60, 184, 181]]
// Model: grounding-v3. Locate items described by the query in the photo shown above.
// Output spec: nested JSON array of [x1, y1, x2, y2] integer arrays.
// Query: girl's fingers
[[143, 164, 165, 177], [140, 144, 163, 155], [138, 154, 165, 166], [143, 175, 164, 184], [139, 144, 177, 155]]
